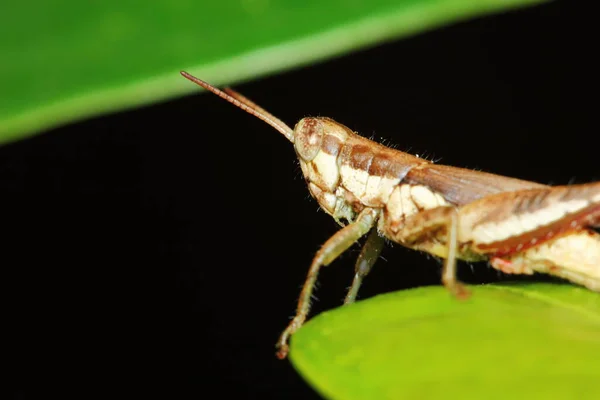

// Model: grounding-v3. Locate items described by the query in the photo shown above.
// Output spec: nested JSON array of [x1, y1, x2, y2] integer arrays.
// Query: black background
[[5, 1, 595, 399]]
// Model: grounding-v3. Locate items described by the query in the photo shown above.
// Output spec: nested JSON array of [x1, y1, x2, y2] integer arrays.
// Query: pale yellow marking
[[467, 225, 497, 244], [509, 231, 600, 290], [517, 213, 538, 232], [410, 185, 448, 209], [399, 184, 419, 217], [386, 184, 448, 224], [340, 164, 369, 198], [309, 152, 340, 191], [361, 175, 400, 207], [308, 183, 337, 215], [434, 192, 447, 206], [385, 186, 404, 223], [473, 198, 589, 244], [381, 176, 403, 201], [364, 175, 382, 202]]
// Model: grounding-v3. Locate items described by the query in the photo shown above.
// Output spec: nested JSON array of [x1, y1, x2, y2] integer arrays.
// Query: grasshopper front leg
[[276, 208, 379, 359]]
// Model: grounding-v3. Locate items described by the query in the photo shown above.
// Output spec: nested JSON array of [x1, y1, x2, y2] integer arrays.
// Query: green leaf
[[290, 283, 600, 400], [0, 0, 548, 145]]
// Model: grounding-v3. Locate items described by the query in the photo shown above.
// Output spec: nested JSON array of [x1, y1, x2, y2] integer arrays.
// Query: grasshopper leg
[[391, 206, 470, 299], [344, 228, 385, 305], [276, 208, 378, 359], [442, 207, 470, 299]]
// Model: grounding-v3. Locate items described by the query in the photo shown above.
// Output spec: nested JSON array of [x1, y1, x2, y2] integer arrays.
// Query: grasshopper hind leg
[[491, 229, 600, 292]]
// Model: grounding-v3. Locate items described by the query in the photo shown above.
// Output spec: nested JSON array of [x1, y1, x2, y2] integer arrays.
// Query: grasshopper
[[180, 71, 600, 359]]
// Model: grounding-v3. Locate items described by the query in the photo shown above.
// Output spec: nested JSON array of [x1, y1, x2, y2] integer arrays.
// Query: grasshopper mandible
[[180, 71, 600, 359]]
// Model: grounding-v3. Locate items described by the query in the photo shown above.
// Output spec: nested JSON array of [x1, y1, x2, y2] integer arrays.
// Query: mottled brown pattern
[[368, 153, 393, 176], [511, 188, 556, 215], [349, 144, 374, 172], [560, 182, 600, 202], [471, 184, 598, 230], [338, 141, 354, 170], [466, 189, 548, 229], [529, 188, 549, 209], [339, 141, 422, 180], [507, 184, 600, 218], [341, 189, 365, 213], [301, 118, 318, 131], [385, 152, 422, 180], [513, 191, 533, 214]]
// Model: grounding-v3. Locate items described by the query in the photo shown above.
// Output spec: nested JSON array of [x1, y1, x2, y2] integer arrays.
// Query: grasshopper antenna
[[180, 71, 294, 142]]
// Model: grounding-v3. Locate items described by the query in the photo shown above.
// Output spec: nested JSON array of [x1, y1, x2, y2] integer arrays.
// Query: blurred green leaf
[[0, 0, 547, 145], [290, 283, 600, 400]]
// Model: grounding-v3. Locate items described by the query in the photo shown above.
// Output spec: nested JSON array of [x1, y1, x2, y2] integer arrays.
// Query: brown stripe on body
[[474, 203, 600, 257], [336, 139, 373, 201], [349, 144, 375, 172], [322, 133, 343, 157], [317, 117, 546, 206], [336, 135, 428, 208], [370, 149, 425, 180], [318, 120, 426, 181], [340, 134, 425, 179], [471, 183, 600, 229]]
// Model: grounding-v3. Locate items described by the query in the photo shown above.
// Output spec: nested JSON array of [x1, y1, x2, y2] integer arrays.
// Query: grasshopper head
[[293, 118, 324, 162], [294, 117, 354, 218], [179, 73, 354, 220]]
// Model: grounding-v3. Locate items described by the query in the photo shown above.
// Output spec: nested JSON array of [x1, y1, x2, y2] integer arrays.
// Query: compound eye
[[293, 118, 324, 161]]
